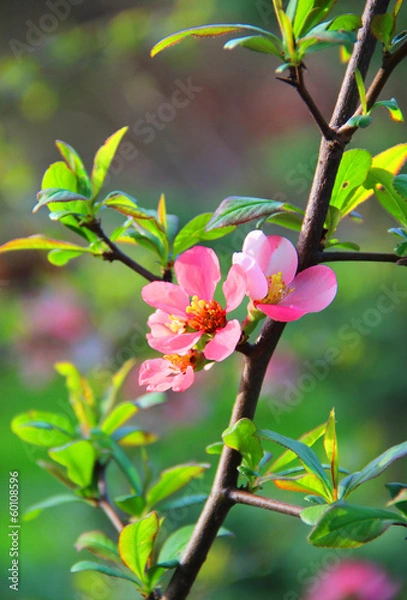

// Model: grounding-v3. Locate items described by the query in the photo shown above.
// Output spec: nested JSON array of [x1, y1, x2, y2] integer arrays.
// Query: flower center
[[257, 272, 293, 305], [185, 296, 227, 333], [164, 351, 198, 373]]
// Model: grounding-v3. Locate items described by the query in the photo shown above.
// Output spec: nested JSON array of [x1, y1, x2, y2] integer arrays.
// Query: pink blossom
[[138, 352, 199, 392], [233, 231, 337, 322], [142, 246, 246, 362], [302, 560, 401, 600]]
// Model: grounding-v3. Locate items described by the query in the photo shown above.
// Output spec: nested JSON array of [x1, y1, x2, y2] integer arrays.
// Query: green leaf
[[224, 35, 283, 57], [157, 494, 208, 513], [34, 189, 91, 213], [118, 513, 160, 584], [47, 249, 87, 266], [324, 240, 360, 251], [273, 473, 329, 498], [173, 213, 235, 256], [371, 98, 404, 123], [91, 127, 128, 199], [222, 418, 263, 472], [207, 197, 295, 229], [55, 362, 97, 431], [49, 440, 96, 488], [42, 160, 78, 192], [346, 114, 373, 129], [307, 502, 407, 548], [206, 442, 224, 455], [0, 235, 94, 258], [11, 411, 74, 447], [269, 422, 326, 473], [101, 403, 138, 435], [134, 392, 167, 409], [112, 426, 158, 447], [330, 149, 372, 213], [36, 460, 77, 489], [114, 494, 145, 517], [342, 144, 407, 216], [24, 494, 85, 521], [324, 408, 339, 494], [370, 168, 407, 228], [259, 429, 332, 495], [150, 24, 279, 57], [71, 561, 140, 585], [393, 174, 407, 198], [354, 69, 367, 114], [56, 140, 91, 197], [371, 13, 395, 48], [146, 463, 209, 508], [158, 525, 232, 565], [265, 210, 304, 231], [292, 0, 338, 37], [386, 483, 407, 516], [328, 14, 362, 32], [325, 206, 342, 239], [339, 441, 407, 499], [300, 503, 331, 526], [101, 358, 137, 416], [298, 30, 357, 58], [75, 531, 121, 564], [292, 0, 314, 38], [94, 433, 142, 495]]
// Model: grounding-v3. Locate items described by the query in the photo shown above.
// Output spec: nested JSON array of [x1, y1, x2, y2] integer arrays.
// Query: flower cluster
[[139, 246, 246, 392], [139, 232, 338, 392]]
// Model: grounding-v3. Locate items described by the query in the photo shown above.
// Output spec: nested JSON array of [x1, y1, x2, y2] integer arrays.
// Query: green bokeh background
[[0, 1, 406, 599]]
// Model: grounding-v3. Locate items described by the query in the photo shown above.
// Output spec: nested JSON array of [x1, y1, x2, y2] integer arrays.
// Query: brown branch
[[225, 488, 303, 518], [292, 66, 338, 141], [85, 219, 161, 282], [320, 251, 406, 265], [297, 0, 390, 269], [163, 2, 391, 599], [339, 40, 407, 137], [98, 499, 124, 533]]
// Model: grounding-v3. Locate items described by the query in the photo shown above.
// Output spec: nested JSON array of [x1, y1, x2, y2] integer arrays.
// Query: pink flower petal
[[175, 246, 221, 300], [256, 302, 306, 322], [147, 310, 173, 338], [266, 236, 298, 284], [242, 230, 273, 273], [139, 359, 173, 392], [138, 359, 195, 392], [233, 252, 268, 300], [223, 264, 246, 312], [279, 265, 337, 313], [142, 282, 189, 316], [147, 331, 201, 354], [172, 366, 195, 392], [204, 319, 241, 361]]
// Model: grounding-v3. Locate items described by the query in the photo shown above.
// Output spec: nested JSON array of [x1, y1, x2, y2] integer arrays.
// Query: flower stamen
[[257, 272, 294, 305], [185, 295, 227, 333]]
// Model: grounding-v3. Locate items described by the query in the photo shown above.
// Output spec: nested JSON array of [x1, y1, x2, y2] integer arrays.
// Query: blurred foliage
[[0, 0, 406, 599]]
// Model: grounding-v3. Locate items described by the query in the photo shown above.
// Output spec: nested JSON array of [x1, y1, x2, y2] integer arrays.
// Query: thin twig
[[293, 66, 338, 141], [98, 499, 124, 533], [225, 488, 303, 518], [85, 219, 161, 282], [320, 251, 405, 265], [339, 40, 407, 137]]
